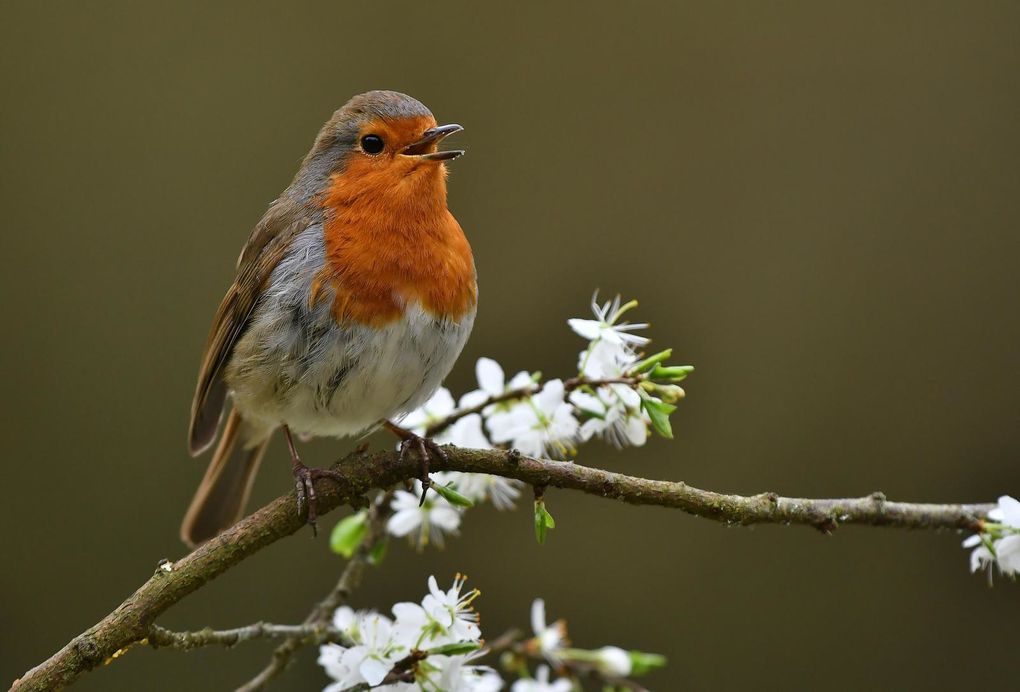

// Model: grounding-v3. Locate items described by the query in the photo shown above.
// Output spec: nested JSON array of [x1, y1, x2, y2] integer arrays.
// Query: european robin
[[181, 91, 475, 547]]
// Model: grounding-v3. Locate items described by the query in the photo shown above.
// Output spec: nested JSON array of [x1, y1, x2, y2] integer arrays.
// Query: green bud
[[629, 349, 673, 374], [629, 650, 667, 676], [534, 500, 556, 544], [650, 364, 694, 381], [432, 482, 475, 508], [329, 511, 368, 558], [654, 384, 686, 404]]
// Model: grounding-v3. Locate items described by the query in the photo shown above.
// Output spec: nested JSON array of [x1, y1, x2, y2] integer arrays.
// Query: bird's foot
[[385, 421, 448, 506], [291, 461, 346, 534], [283, 425, 345, 535]]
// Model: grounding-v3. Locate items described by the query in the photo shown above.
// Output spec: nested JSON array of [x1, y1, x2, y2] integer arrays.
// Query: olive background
[[3, 3, 1020, 690]]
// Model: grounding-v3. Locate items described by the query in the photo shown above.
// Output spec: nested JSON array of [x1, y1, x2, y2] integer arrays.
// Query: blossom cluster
[[963, 495, 1020, 581], [319, 575, 498, 691], [318, 575, 664, 691], [379, 294, 692, 550]]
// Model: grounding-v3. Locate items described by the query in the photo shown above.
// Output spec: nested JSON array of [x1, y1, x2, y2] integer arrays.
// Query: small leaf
[[329, 511, 368, 557], [534, 500, 556, 544], [641, 395, 676, 439], [427, 640, 482, 656], [628, 650, 667, 676], [432, 482, 475, 508]]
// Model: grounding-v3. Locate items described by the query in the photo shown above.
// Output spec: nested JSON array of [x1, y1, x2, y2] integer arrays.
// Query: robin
[[181, 91, 476, 547]]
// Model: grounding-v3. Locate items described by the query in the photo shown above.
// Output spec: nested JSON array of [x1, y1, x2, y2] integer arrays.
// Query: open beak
[[402, 124, 464, 161]]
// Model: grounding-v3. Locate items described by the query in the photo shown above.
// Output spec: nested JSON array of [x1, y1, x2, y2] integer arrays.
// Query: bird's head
[[293, 91, 464, 205]]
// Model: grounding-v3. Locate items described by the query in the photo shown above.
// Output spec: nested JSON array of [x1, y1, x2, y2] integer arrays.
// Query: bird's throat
[[314, 165, 476, 328]]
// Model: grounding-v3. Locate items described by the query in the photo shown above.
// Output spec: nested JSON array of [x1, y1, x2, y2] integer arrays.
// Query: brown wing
[[187, 198, 310, 455]]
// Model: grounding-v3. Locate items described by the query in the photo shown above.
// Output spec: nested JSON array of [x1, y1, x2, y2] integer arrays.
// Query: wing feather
[[188, 198, 312, 455]]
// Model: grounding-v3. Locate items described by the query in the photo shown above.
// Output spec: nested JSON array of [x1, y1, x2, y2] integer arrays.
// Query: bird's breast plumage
[[224, 217, 476, 440]]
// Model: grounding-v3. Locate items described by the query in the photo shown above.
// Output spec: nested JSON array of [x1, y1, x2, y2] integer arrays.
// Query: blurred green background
[[3, 2, 1020, 690]]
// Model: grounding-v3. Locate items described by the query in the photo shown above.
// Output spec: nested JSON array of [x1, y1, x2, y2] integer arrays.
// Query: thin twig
[[11, 446, 995, 691], [146, 623, 351, 651], [425, 376, 639, 437], [236, 490, 394, 692]]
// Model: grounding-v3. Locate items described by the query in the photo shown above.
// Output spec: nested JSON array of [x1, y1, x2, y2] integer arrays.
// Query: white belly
[[224, 223, 475, 439]]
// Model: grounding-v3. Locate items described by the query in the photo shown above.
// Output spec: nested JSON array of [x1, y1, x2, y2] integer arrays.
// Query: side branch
[[147, 623, 351, 651], [12, 446, 993, 691]]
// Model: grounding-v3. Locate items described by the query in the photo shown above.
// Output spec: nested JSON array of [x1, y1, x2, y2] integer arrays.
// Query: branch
[[11, 446, 994, 691], [425, 376, 638, 437], [146, 623, 351, 651]]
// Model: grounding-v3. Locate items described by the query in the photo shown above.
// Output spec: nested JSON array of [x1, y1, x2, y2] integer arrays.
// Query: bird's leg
[[383, 421, 448, 506], [283, 425, 346, 535]]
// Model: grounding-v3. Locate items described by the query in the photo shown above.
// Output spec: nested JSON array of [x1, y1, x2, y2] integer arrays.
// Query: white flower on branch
[[436, 412, 491, 449], [391, 574, 481, 649], [510, 665, 571, 692], [319, 607, 405, 689], [459, 357, 535, 410], [529, 598, 567, 662], [568, 293, 650, 348], [422, 651, 504, 692], [570, 387, 648, 449], [400, 387, 457, 434], [438, 469, 523, 510], [387, 483, 462, 549], [320, 576, 496, 691], [487, 379, 579, 459], [963, 495, 1020, 579]]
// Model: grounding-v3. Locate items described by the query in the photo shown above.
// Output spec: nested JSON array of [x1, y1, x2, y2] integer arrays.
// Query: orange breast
[[313, 157, 476, 329]]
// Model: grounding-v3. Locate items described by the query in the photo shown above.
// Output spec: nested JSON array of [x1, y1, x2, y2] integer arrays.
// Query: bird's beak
[[402, 124, 465, 161]]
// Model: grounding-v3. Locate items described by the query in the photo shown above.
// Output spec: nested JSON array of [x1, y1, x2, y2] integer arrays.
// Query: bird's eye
[[360, 135, 385, 155]]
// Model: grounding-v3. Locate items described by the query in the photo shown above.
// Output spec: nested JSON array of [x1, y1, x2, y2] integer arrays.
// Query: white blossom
[[423, 652, 504, 692], [459, 357, 535, 410], [439, 470, 523, 510], [569, 386, 648, 449], [435, 413, 492, 449], [391, 575, 481, 649], [567, 293, 649, 348], [510, 665, 571, 692], [401, 387, 457, 435], [319, 608, 406, 689], [529, 599, 566, 662], [387, 483, 462, 549], [486, 380, 579, 459], [321, 577, 502, 691], [963, 495, 1020, 578]]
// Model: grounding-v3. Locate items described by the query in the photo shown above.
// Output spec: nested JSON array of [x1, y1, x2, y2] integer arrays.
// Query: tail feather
[[180, 409, 272, 548]]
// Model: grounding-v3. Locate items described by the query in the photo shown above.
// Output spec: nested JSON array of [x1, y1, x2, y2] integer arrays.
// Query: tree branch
[[11, 446, 994, 691], [146, 623, 351, 651]]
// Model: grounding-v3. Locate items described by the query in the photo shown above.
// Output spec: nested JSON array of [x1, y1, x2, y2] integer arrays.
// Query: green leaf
[[629, 650, 667, 676], [432, 482, 475, 508], [641, 395, 676, 439], [534, 500, 556, 544], [329, 511, 368, 557], [426, 641, 482, 656]]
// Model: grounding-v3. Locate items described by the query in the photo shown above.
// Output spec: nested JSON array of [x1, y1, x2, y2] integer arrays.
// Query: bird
[[180, 90, 476, 548]]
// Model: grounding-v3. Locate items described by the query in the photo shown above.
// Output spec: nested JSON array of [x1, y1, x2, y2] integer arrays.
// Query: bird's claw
[[397, 434, 448, 506], [292, 461, 346, 535]]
